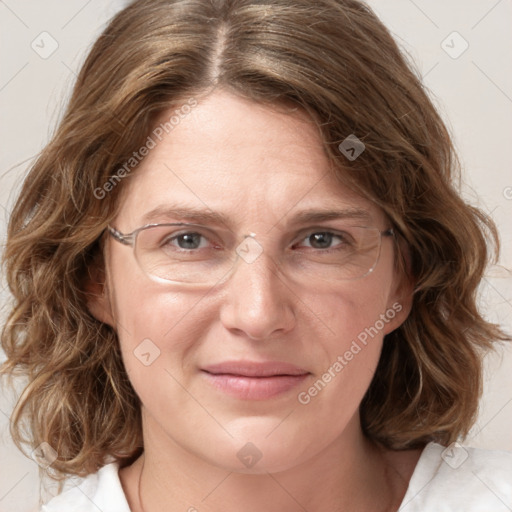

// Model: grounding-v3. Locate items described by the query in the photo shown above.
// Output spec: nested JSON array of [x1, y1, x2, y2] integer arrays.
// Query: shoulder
[[400, 442, 512, 511], [41, 462, 130, 512]]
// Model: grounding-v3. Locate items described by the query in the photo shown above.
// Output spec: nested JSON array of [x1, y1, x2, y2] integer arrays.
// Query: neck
[[121, 412, 416, 512]]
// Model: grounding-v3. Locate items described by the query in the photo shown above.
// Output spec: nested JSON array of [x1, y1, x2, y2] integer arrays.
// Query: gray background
[[1, 1, 511, 510]]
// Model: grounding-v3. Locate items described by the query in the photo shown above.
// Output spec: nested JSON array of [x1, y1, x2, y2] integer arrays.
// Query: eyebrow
[[140, 205, 372, 229], [289, 207, 372, 225]]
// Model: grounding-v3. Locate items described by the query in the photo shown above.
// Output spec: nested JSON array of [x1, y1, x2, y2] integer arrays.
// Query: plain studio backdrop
[[0, 1, 511, 510]]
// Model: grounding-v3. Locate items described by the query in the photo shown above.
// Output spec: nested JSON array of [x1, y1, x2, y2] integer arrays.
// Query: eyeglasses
[[108, 223, 394, 287]]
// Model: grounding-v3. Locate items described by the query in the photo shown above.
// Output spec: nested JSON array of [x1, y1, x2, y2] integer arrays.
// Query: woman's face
[[92, 90, 410, 473]]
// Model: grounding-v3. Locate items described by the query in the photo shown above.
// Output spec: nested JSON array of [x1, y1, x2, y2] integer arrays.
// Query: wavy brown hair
[[1, 0, 509, 481]]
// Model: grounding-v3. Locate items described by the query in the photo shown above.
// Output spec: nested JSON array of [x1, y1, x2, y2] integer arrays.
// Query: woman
[[1, 0, 510, 510]]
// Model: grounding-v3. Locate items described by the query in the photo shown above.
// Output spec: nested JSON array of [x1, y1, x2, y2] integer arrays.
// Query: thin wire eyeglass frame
[[107, 223, 395, 285]]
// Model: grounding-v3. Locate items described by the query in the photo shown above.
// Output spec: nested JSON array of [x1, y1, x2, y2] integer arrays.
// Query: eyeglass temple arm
[[108, 226, 134, 245]]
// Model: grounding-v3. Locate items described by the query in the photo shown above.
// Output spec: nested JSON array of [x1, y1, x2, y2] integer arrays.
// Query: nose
[[218, 238, 296, 341]]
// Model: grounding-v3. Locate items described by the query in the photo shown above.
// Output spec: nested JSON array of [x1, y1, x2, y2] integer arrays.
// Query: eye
[[163, 231, 211, 251], [307, 232, 336, 249], [296, 231, 351, 250]]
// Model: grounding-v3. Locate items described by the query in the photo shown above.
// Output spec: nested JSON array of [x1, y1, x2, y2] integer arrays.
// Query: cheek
[[316, 276, 393, 346], [106, 250, 208, 382], [306, 269, 396, 382]]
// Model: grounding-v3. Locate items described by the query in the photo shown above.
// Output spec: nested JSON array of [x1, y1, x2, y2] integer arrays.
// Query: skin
[[88, 89, 422, 512]]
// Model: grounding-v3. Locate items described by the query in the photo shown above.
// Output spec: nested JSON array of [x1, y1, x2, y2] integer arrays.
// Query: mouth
[[200, 360, 310, 400]]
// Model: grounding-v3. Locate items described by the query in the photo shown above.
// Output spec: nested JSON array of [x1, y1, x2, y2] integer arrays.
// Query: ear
[[383, 239, 414, 335], [83, 253, 116, 328]]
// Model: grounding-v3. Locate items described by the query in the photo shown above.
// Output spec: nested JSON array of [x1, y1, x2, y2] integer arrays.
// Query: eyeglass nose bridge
[[208, 232, 290, 289]]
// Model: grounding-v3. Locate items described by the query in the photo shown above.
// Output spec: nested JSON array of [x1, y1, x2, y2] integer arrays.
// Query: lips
[[201, 360, 309, 377], [201, 360, 310, 400]]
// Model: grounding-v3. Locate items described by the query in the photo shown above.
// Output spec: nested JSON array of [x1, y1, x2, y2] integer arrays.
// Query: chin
[[197, 419, 320, 474]]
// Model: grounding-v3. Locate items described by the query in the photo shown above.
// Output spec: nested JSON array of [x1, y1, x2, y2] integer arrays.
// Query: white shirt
[[41, 442, 512, 511]]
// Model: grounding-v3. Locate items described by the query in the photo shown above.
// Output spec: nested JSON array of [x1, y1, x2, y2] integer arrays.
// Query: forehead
[[116, 90, 382, 230]]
